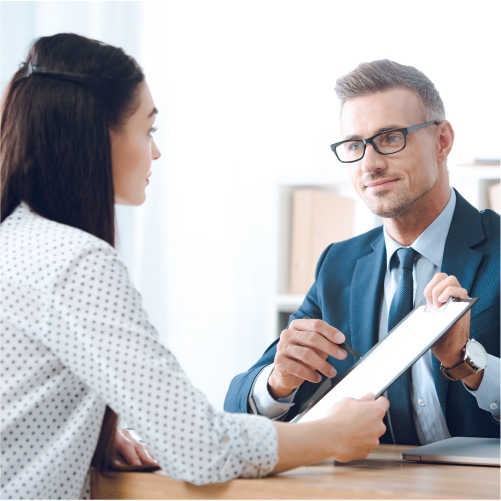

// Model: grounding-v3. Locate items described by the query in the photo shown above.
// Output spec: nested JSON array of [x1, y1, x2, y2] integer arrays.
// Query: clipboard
[[293, 297, 477, 423]]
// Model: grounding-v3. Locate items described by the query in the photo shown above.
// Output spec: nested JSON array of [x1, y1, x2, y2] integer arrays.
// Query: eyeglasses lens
[[337, 141, 364, 162], [374, 131, 406, 154]]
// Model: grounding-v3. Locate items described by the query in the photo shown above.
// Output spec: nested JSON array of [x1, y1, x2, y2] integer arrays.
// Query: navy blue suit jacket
[[224, 190, 500, 439]]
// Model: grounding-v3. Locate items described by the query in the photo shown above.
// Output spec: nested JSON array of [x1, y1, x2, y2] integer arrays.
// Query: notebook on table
[[402, 437, 500, 466]]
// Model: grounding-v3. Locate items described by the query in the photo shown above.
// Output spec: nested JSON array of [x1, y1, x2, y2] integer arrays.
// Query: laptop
[[402, 437, 500, 467]]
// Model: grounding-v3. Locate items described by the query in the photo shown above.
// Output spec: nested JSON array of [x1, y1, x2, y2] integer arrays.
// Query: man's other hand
[[424, 273, 482, 389]]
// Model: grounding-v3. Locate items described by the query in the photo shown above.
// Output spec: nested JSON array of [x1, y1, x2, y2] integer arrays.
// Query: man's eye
[[381, 133, 404, 145], [149, 126, 158, 136], [346, 141, 362, 151]]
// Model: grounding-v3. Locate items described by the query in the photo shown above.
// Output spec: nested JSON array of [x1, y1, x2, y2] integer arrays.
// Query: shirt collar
[[384, 188, 456, 271]]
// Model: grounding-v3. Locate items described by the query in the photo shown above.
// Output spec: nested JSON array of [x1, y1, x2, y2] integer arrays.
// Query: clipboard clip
[[423, 296, 468, 313], [423, 296, 455, 313]]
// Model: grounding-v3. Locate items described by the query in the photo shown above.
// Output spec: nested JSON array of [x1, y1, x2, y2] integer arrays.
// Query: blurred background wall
[[1, 0, 499, 410]]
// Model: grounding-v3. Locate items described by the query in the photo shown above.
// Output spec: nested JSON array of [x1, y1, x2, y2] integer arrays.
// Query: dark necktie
[[386, 247, 420, 445]]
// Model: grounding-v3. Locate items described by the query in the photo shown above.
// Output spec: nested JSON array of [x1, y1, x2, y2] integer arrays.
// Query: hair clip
[[19, 61, 46, 78]]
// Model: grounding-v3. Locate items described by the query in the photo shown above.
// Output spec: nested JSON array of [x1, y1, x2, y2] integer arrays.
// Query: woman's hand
[[114, 429, 159, 470], [324, 393, 389, 462], [272, 393, 389, 473]]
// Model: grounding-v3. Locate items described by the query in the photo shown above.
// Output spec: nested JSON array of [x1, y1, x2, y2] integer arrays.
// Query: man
[[224, 60, 500, 445]]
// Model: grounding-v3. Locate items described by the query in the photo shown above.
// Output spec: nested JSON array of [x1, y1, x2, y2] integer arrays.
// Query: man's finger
[[285, 345, 339, 378], [281, 327, 348, 361], [424, 274, 461, 309], [275, 356, 325, 383], [289, 318, 346, 345]]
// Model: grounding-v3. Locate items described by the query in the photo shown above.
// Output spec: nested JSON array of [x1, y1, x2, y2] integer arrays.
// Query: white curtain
[[2, 1, 499, 411]]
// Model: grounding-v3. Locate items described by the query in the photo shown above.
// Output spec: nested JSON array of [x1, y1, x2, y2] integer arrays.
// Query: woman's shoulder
[[2, 202, 113, 249], [1, 203, 122, 289]]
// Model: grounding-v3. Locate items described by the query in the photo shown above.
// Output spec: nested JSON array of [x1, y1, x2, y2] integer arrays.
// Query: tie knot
[[396, 247, 417, 270]]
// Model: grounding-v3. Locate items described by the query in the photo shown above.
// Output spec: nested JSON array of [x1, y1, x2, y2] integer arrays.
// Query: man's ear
[[436, 121, 454, 163]]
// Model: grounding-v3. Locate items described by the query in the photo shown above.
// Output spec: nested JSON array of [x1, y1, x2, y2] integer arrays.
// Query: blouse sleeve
[[38, 242, 278, 485]]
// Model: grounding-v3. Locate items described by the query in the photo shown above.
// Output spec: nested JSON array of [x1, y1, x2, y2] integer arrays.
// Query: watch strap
[[440, 359, 479, 381]]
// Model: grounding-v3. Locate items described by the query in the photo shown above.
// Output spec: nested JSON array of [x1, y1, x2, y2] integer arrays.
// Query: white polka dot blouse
[[1, 203, 278, 499]]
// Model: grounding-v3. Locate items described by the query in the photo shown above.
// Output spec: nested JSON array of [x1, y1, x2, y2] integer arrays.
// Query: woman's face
[[110, 81, 161, 205]]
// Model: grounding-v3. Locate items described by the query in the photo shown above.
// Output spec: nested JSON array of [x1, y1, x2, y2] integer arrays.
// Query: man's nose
[[360, 142, 386, 173]]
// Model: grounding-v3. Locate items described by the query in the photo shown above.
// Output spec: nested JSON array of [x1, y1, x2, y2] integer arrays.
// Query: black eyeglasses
[[330, 121, 439, 163]]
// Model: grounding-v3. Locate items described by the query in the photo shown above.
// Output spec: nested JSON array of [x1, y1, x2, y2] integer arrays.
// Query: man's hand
[[114, 429, 159, 470], [424, 273, 482, 389], [268, 318, 348, 399]]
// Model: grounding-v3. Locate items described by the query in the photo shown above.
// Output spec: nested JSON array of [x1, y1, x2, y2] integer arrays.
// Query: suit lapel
[[441, 192, 484, 295], [433, 190, 486, 413], [350, 231, 387, 356]]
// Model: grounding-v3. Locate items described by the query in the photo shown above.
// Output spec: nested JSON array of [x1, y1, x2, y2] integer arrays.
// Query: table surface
[[91, 444, 500, 500]]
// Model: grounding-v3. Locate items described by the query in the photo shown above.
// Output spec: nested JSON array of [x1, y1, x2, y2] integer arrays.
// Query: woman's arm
[[116, 394, 388, 473]]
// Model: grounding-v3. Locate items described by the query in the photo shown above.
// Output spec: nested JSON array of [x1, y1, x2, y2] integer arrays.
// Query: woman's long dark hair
[[1, 33, 145, 470]]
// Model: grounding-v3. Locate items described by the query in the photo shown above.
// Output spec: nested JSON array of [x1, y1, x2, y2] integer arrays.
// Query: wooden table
[[91, 444, 500, 499]]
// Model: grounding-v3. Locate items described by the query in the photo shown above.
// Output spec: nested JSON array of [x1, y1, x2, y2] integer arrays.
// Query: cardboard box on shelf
[[488, 183, 500, 213], [289, 189, 355, 295]]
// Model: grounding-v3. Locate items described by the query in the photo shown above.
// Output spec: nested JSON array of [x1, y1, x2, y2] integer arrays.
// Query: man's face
[[340, 88, 441, 219]]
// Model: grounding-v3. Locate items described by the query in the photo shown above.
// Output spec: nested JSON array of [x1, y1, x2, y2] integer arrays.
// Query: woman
[[0, 33, 389, 499]]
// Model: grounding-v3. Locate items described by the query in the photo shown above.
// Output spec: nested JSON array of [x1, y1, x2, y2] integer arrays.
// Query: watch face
[[466, 339, 488, 368]]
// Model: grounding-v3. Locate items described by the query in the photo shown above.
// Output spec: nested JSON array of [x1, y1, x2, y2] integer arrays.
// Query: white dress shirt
[[250, 189, 500, 440], [1, 203, 278, 500]]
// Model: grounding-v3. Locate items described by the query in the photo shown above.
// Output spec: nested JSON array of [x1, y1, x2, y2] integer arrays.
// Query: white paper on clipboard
[[293, 297, 478, 424]]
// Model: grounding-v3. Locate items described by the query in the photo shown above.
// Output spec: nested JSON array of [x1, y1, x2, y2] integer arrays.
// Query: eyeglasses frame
[[330, 120, 440, 163]]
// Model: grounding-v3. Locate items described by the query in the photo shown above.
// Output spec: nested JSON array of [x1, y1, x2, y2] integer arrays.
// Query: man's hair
[[335, 59, 445, 121]]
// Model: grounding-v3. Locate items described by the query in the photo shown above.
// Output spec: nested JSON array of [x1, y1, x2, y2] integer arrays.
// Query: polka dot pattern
[[1, 203, 278, 499]]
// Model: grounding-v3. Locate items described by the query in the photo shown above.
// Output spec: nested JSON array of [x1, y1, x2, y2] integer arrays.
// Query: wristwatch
[[440, 339, 488, 381]]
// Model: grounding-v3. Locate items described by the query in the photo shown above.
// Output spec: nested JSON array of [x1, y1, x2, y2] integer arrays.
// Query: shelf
[[450, 165, 500, 179], [276, 294, 305, 311], [274, 171, 354, 187], [449, 165, 500, 211]]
